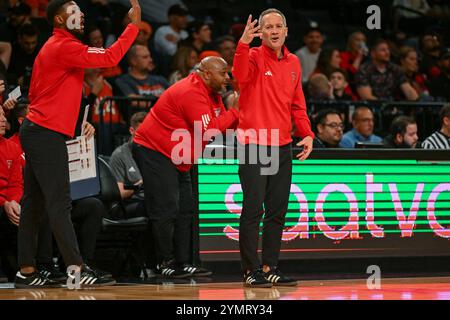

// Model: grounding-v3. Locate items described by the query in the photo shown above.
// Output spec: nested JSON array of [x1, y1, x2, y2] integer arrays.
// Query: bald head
[[197, 56, 229, 93], [198, 56, 227, 72]]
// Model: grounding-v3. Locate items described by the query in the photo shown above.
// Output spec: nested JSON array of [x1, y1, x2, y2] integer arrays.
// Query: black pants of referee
[[18, 119, 83, 268], [238, 143, 292, 273], [132, 143, 193, 265]]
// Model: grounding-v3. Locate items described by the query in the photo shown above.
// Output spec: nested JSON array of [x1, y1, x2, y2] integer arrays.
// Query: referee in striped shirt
[[422, 104, 450, 149]]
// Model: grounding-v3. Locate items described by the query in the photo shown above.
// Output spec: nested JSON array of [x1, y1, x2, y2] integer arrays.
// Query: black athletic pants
[[18, 119, 83, 268], [37, 197, 104, 266], [238, 143, 292, 272], [132, 143, 193, 265]]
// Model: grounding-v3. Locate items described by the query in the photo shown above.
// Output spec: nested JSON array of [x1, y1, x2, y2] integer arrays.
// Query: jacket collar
[[53, 28, 79, 41], [262, 43, 289, 61]]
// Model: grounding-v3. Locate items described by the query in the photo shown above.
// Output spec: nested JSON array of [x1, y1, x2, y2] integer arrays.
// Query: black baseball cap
[[46, 0, 73, 26], [168, 4, 188, 17]]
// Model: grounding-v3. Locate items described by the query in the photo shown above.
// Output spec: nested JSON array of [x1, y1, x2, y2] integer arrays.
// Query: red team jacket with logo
[[27, 24, 139, 137], [0, 137, 23, 207], [233, 42, 314, 146], [134, 72, 239, 172]]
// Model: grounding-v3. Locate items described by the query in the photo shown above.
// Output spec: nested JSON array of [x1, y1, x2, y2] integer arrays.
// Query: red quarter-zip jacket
[[134, 72, 239, 172], [27, 24, 139, 137], [233, 42, 314, 146], [0, 137, 23, 207]]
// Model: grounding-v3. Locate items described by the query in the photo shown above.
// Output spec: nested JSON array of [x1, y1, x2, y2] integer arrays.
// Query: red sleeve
[[291, 66, 314, 139], [5, 153, 23, 204], [59, 24, 139, 69], [182, 91, 238, 140], [232, 41, 258, 85], [340, 51, 357, 75]]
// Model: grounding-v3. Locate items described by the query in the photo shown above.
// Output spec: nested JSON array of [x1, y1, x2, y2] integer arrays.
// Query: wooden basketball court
[[1, 276, 450, 300]]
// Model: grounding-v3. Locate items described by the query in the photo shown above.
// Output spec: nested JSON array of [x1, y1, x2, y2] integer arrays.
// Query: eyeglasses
[[323, 122, 345, 130]]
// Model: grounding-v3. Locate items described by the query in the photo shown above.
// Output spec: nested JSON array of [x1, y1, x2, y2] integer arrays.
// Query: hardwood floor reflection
[[1, 277, 450, 300]]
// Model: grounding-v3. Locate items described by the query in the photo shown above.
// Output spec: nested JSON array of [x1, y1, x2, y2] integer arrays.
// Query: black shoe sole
[[79, 279, 116, 288], [191, 271, 213, 277], [14, 283, 63, 289], [243, 282, 273, 288], [159, 273, 192, 279]]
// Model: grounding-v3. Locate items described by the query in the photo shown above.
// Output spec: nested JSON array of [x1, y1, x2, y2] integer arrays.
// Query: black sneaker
[[37, 263, 67, 283], [14, 271, 62, 288], [263, 267, 298, 286], [181, 264, 213, 277], [77, 265, 116, 287], [156, 261, 192, 279], [243, 269, 273, 288]]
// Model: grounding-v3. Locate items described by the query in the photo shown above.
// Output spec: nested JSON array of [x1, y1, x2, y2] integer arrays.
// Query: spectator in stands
[[179, 20, 212, 55], [85, 25, 123, 80], [313, 109, 344, 148], [383, 115, 419, 148], [109, 111, 145, 206], [0, 80, 18, 111], [216, 35, 237, 91], [0, 39, 12, 71], [154, 4, 189, 58], [295, 24, 324, 83], [135, 21, 152, 47], [0, 2, 31, 45], [340, 31, 368, 81], [429, 48, 450, 102], [83, 68, 122, 125], [8, 23, 40, 87], [168, 46, 198, 85], [115, 45, 169, 102], [307, 73, 333, 100], [330, 69, 356, 101], [355, 39, 418, 101], [399, 46, 430, 99], [419, 30, 442, 79], [422, 103, 450, 149], [311, 48, 341, 79], [340, 106, 382, 148]]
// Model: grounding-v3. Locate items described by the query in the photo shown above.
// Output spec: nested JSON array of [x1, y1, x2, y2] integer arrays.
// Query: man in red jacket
[[133, 56, 239, 278], [0, 107, 23, 282], [15, 0, 141, 288], [233, 9, 314, 287]]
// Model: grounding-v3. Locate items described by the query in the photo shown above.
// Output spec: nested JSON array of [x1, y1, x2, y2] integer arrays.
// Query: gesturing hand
[[240, 15, 262, 45], [295, 136, 313, 161], [128, 0, 141, 25]]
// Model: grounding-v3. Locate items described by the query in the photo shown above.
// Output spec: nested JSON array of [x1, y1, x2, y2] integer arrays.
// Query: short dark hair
[[352, 106, 374, 121], [390, 115, 416, 136], [314, 109, 342, 131], [330, 68, 349, 81], [46, 0, 72, 26], [370, 38, 389, 52], [216, 35, 235, 48], [440, 103, 450, 124], [130, 112, 147, 129], [18, 23, 38, 38]]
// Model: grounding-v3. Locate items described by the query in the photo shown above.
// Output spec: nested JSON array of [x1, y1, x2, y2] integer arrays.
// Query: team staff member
[[133, 56, 238, 278], [233, 9, 314, 287], [15, 0, 141, 288]]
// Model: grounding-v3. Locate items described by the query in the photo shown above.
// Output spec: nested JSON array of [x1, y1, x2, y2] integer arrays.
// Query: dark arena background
[[1, 0, 450, 305]]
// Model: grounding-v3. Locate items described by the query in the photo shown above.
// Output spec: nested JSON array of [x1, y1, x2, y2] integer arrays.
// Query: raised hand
[[128, 0, 141, 25], [240, 15, 262, 45]]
